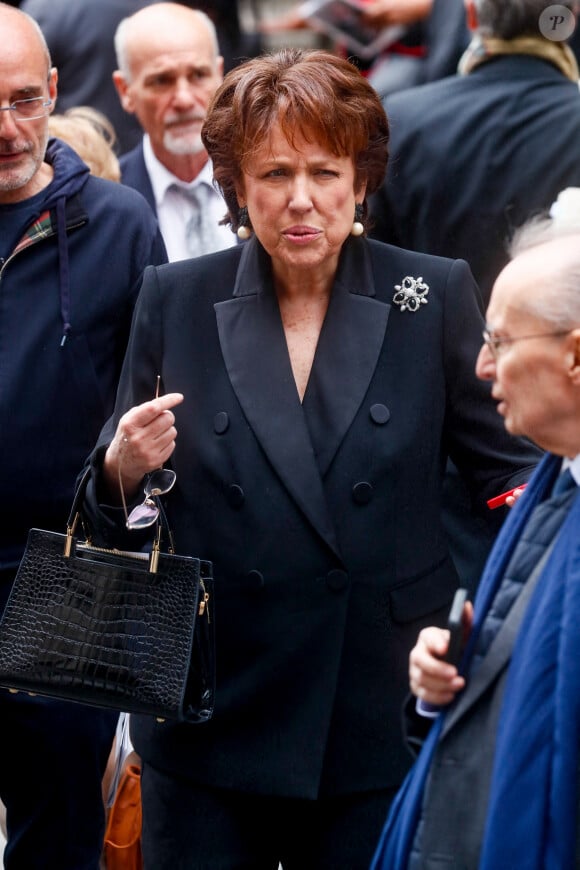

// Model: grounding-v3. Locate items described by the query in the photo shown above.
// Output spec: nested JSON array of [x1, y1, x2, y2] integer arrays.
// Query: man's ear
[[567, 331, 580, 384], [48, 66, 58, 109], [112, 70, 134, 113], [464, 0, 479, 31]]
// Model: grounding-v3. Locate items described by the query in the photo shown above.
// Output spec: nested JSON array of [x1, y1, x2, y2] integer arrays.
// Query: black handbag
[[0, 469, 215, 723]]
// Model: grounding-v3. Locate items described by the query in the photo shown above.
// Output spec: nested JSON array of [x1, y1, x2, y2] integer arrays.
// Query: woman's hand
[[259, 0, 433, 36], [409, 599, 473, 706], [359, 0, 433, 27], [103, 393, 184, 504], [259, 8, 309, 34]]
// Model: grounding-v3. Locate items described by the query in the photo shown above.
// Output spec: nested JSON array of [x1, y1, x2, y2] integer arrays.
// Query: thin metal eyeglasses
[[482, 328, 572, 360], [0, 97, 53, 122], [124, 467, 176, 530]]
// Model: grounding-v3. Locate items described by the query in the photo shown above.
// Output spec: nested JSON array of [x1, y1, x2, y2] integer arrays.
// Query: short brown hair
[[201, 48, 389, 233]]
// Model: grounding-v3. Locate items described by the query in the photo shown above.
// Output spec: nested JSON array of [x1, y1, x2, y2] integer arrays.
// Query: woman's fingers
[[118, 393, 184, 463], [120, 393, 184, 440], [105, 394, 184, 499]]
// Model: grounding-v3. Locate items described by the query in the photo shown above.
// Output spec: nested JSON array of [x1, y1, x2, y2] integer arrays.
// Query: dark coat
[[370, 52, 580, 591], [86, 236, 540, 799], [119, 142, 156, 213], [0, 138, 166, 575], [370, 54, 580, 305], [371, 454, 580, 870]]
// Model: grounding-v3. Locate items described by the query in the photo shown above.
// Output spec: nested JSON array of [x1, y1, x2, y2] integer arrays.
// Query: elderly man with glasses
[[372, 206, 580, 870], [0, 4, 167, 868]]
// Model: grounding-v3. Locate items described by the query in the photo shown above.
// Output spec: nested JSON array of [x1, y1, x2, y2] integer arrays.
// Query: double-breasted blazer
[[86, 235, 540, 799]]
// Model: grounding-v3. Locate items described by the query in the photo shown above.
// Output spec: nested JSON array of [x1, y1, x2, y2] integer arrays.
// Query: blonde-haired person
[[49, 106, 121, 182]]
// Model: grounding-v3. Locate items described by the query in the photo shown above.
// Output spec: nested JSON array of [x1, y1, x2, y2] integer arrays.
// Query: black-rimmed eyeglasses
[[0, 97, 53, 122], [482, 327, 572, 360]]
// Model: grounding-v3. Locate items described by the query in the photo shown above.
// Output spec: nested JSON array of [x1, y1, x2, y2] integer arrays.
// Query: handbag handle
[[64, 467, 173, 573]]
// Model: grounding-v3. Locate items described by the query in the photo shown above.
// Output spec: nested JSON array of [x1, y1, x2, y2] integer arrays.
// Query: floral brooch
[[393, 276, 429, 312]]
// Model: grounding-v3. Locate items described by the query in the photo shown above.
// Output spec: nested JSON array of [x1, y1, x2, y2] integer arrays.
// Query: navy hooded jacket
[[0, 138, 167, 575]]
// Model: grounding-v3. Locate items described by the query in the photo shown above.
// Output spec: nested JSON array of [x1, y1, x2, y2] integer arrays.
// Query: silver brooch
[[393, 276, 429, 312]]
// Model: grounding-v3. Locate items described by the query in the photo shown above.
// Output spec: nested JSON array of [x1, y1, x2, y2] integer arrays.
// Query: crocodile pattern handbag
[[0, 470, 214, 723]]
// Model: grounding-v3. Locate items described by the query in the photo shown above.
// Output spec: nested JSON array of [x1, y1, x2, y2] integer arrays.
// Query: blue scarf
[[371, 453, 580, 869]]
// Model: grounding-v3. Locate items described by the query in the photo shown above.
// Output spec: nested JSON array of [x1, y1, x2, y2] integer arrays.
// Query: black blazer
[[370, 54, 580, 304], [87, 236, 540, 799]]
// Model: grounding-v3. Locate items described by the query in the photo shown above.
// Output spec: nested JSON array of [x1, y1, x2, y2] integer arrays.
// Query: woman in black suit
[[84, 48, 541, 869]]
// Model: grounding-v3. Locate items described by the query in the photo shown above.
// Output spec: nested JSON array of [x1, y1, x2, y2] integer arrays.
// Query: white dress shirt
[[142, 135, 237, 262]]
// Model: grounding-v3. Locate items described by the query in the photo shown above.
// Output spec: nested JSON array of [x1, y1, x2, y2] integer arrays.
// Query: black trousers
[[141, 762, 397, 870]]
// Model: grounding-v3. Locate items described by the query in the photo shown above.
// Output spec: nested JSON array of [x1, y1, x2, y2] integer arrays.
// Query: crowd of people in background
[[1, 0, 580, 868]]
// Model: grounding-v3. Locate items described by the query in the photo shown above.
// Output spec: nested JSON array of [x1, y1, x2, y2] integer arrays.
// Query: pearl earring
[[351, 203, 364, 237], [237, 206, 252, 240]]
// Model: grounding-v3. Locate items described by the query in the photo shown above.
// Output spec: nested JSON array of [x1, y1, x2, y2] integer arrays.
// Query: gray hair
[[474, 0, 578, 39], [114, 6, 219, 81], [508, 216, 580, 329]]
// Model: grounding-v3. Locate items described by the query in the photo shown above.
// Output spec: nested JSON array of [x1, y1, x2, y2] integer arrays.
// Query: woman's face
[[238, 122, 364, 284]]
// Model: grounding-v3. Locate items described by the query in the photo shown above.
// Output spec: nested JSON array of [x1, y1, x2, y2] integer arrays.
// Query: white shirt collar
[[562, 454, 580, 486], [141, 135, 235, 262], [142, 134, 214, 205]]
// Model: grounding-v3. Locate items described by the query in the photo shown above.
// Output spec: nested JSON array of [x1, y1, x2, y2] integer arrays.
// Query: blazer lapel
[[303, 240, 391, 474], [215, 240, 341, 557]]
